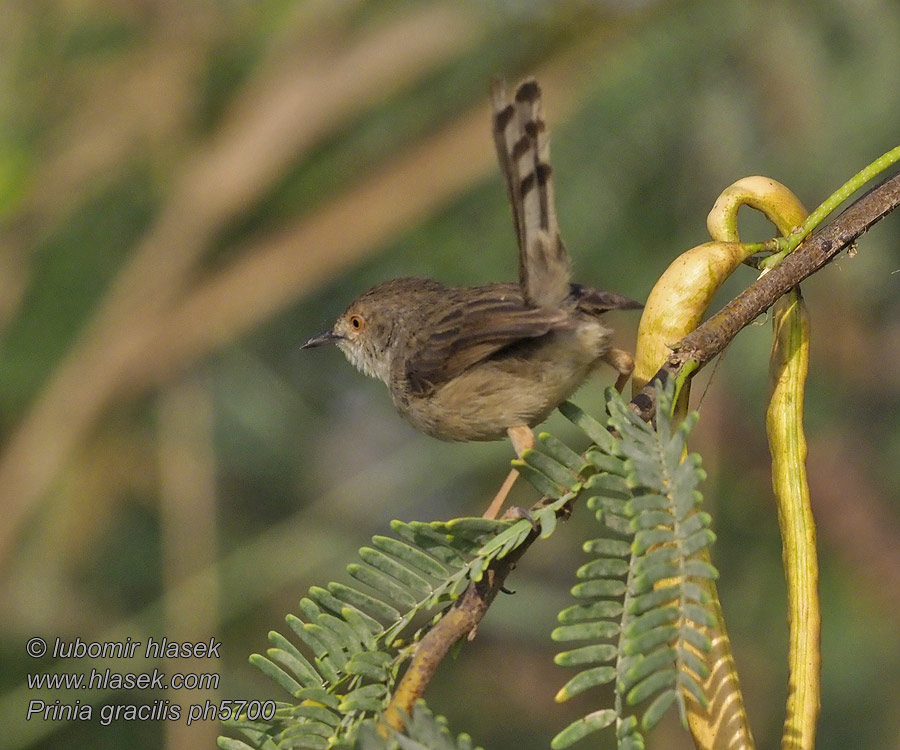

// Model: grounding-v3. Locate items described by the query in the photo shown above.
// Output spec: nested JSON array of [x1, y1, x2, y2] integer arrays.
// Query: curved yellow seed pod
[[711, 175, 819, 749], [707, 176, 808, 242], [633, 176, 809, 396], [767, 290, 819, 750], [632, 240, 754, 393]]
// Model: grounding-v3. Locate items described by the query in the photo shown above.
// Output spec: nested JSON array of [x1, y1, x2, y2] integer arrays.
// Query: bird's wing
[[404, 287, 568, 396], [491, 78, 571, 308]]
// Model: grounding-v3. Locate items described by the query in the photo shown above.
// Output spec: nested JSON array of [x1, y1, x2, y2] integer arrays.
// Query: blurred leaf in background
[[0, 0, 898, 749]]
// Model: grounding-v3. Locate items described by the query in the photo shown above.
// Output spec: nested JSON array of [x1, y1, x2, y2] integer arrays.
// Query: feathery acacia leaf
[[551, 381, 717, 748]]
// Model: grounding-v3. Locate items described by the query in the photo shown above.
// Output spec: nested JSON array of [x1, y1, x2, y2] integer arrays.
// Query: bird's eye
[[349, 315, 364, 330]]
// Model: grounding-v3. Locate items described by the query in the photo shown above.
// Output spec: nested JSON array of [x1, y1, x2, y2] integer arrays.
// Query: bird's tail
[[491, 78, 571, 309]]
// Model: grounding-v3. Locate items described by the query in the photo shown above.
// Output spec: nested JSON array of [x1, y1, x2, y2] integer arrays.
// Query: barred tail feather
[[492, 77, 570, 307]]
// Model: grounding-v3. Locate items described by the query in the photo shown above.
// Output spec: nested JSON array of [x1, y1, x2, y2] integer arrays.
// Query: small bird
[[303, 78, 641, 517]]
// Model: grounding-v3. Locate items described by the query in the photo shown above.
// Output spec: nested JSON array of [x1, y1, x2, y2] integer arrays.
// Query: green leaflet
[[267, 647, 321, 689], [539, 431, 587, 471], [356, 548, 434, 599], [556, 666, 617, 700], [309, 586, 384, 637], [372, 535, 451, 579], [558, 600, 624, 623], [290, 704, 341, 726], [347, 563, 421, 609], [554, 643, 619, 667], [551, 709, 617, 750], [511, 457, 568, 498], [390, 521, 468, 570], [553, 621, 621, 641], [558, 400, 617, 453], [616, 715, 646, 750], [267, 630, 320, 685], [327, 582, 401, 623], [571, 578, 627, 598], [641, 689, 678, 731], [583, 538, 631, 557], [624, 626, 679, 656], [338, 683, 388, 713], [249, 654, 304, 697], [520, 445, 580, 489], [577, 557, 630, 578]]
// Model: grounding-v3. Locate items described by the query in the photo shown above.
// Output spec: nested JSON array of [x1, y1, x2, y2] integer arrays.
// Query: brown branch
[[631, 170, 900, 421], [384, 168, 900, 731], [383, 524, 540, 731]]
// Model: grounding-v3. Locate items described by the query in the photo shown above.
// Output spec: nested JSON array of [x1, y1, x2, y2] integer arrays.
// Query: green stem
[[671, 359, 699, 420], [761, 144, 900, 268]]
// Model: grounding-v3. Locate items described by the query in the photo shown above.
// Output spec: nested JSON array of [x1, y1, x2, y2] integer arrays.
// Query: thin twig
[[383, 525, 540, 730]]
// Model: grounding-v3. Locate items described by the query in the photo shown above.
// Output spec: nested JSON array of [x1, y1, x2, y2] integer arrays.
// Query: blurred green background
[[1, 1, 899, 748]]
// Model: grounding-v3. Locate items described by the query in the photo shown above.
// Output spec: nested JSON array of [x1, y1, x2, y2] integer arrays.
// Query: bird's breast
[[390, 322, 611, 441]]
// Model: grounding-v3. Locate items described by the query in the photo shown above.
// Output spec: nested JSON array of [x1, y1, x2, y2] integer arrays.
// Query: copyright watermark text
[[22, 635, 271, 728]]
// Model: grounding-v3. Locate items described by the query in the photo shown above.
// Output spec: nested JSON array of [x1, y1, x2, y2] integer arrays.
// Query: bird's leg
[[603, 347, 635, 394], [482, 424, 534, 520]]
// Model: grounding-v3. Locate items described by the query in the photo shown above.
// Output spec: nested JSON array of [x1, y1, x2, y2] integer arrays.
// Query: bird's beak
[[301, 330, 343, 349]]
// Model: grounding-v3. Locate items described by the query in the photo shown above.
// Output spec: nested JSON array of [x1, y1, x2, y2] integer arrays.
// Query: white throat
[[337, 340, 391, 385]]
